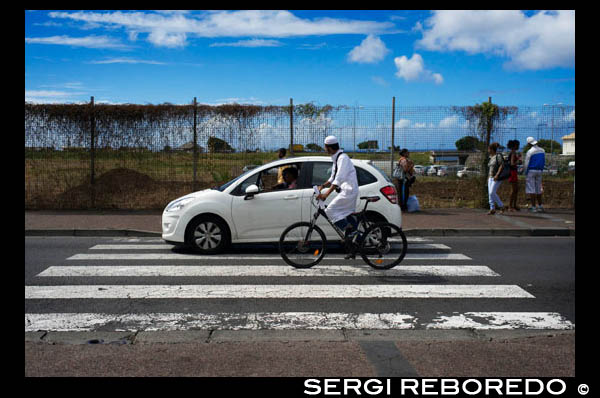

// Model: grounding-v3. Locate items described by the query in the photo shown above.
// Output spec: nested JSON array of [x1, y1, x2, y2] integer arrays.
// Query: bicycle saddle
[[360, 196, 380, 202]]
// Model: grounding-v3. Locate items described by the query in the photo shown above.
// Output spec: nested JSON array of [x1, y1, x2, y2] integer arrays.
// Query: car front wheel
[[185, 216, 230, 254]]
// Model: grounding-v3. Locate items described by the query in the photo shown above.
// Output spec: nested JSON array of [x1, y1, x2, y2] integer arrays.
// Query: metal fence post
[[193, 97, 198, 192], [289, 98, 294, 155], [90, 96, 95, 208], [390, 96, 395, 177]]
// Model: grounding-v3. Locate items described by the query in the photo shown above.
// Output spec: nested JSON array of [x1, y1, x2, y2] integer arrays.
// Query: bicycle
[[278, 186, 408, 269]]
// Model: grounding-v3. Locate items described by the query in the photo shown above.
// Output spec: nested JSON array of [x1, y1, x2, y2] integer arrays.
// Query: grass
[[25, 149, 574, 210]]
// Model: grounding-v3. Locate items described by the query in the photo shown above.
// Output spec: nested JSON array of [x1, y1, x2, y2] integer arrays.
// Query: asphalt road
[[25, 236, 575, 322], [25, 235, 577, 377]]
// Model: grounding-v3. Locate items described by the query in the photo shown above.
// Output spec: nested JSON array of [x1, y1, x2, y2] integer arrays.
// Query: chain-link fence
[[25, 99, 575, 210]]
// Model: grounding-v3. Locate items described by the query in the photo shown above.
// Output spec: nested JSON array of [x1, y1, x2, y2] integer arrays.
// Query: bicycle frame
[[305, 191, 372, 242]]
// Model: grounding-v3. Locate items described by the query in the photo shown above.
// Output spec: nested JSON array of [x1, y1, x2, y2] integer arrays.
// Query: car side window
[[310, 162, 377, 187], [356, 167, 377, 186], [234, 163, 302, 195], [311, 162, 333, 186]]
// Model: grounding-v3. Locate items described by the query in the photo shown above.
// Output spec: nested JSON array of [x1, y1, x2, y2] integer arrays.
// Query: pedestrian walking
[[523, 136, 545, 212], [276, 148, 289, 185], [507, 140, 522, 212], [393, 148, 415, 212], [487, 142, 505, 215]]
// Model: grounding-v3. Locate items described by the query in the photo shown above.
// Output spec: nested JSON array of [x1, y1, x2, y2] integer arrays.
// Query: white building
[[561, 132, 575, 155]]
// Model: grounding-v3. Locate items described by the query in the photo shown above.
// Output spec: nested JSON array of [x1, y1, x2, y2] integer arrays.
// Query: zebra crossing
[[25, 237, 575, 332]]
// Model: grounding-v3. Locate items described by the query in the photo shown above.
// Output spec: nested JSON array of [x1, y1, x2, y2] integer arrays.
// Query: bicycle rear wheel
[[359, 222, 407, 269], [279, 222, 327, 268]]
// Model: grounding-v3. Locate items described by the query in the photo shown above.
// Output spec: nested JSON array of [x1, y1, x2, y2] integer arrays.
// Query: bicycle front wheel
[[279, 222, 327, 268], [359, 222, 407, 270]]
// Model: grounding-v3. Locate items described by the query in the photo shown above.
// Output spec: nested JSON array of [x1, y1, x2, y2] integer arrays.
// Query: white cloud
[[298, 42, 327, 50], [416, 10, 574, 71], [347, 35, 390, 64], [439, 116, 459, 128], [394, 53, 444, 84], [25, 90, 87, 104], [25, 35, 130, 49], [88, 58, 167, 65], [210, 39, 284, 48], [395, 119, 411, 128], [147, 30, 187, 48], [47, 10, 396, 48]]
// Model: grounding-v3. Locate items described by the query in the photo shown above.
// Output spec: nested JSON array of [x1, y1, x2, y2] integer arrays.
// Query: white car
[[437, 165, 461, 177], [413, 165, 425, 175], [427, 165, 442, 176], [457, 167, 481, 178], [162, 156, 402, 254]]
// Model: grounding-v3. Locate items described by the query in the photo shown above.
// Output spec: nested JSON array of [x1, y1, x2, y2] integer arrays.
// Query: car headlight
[[165, 196, 195, 213]]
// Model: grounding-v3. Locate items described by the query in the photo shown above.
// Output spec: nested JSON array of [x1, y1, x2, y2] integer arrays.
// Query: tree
[[358, 140, 378, 150], [207, 136, 234, 153], [524, 139, 561, 155], [452, 99, 517, 208], [455, 136, 484, 151], [306, 143, 323, 152]]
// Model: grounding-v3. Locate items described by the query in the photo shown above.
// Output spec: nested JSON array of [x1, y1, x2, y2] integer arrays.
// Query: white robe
[[325, 150, 359, 223]]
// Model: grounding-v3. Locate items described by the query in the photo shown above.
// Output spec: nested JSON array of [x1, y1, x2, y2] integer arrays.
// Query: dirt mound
[[57, 168, 161, 209], [93, 168, 158, 193]]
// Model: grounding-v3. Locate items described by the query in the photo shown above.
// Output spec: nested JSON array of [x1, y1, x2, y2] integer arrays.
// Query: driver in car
[[273, 167, 298, 190]]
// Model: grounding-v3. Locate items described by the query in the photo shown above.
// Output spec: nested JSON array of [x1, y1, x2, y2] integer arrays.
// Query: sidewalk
[[25, 208, 574, 237]]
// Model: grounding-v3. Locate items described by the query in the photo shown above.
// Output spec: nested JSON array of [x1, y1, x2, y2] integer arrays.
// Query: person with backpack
[[507, 140, 522, 211], [487, 142, 506, 215], [394, 148, 415, 212]]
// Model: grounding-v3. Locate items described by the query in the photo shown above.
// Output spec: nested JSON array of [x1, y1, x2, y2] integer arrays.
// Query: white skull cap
[[324, 135, 338, 145]]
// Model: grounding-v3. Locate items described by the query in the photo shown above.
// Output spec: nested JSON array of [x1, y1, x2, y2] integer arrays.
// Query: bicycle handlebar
[[313, 185, 326, 209]]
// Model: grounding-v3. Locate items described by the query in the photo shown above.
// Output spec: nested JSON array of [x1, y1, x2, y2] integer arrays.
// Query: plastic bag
[[406, 195, 420, 212]]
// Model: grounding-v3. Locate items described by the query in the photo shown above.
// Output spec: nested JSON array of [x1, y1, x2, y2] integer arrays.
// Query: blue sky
[[25, 10, 575, 107]]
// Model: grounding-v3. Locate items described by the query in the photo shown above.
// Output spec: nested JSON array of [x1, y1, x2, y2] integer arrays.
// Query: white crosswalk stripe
[[25, 237, 574, 332], [25, 284, 535, 299], [66, 253, 472, 261], [36, 265, 500, 277], [25, 312, 574, 332], [89, 243, 450, 250]]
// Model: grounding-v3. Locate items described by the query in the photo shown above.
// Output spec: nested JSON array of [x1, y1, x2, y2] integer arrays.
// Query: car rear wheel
[[185, 216, 230, 254]]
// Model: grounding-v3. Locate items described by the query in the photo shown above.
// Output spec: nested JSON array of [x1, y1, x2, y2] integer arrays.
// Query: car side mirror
[[244, 184, 259, 200]]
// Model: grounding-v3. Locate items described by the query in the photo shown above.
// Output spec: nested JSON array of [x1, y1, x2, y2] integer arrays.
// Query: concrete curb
[[25, 229, 161, 237], [25, 228, 574, 237], [25, 329, 575, 345]]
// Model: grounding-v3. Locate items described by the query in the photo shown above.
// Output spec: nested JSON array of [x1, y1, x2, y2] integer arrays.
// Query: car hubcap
[[194, 222, 222, 250]]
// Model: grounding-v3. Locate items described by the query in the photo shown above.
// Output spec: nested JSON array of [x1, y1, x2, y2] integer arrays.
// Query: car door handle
[[284, 195, 298, 200]]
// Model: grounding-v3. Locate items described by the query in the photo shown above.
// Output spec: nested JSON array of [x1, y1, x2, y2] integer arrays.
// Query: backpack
[[496, 153, 511, 181]]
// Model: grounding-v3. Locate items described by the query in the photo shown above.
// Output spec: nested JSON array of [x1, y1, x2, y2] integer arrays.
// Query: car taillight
[[380, 185, 397, 204]]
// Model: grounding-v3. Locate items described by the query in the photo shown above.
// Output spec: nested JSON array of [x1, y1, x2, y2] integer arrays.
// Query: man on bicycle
[[316, 135, 360, 258]]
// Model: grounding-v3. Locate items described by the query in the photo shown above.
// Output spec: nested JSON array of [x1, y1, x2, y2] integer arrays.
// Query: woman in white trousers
[[487, 142, 505, 215]]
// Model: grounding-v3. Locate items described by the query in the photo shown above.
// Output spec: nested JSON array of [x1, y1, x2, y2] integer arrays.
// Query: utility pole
[[193, 97, 198, 192], [353, 104, 356, 153], [551, 105, 554, 164], [289, 98, 294, 155], [90, 96, 95, 208], [390, 96, 395, 177]]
